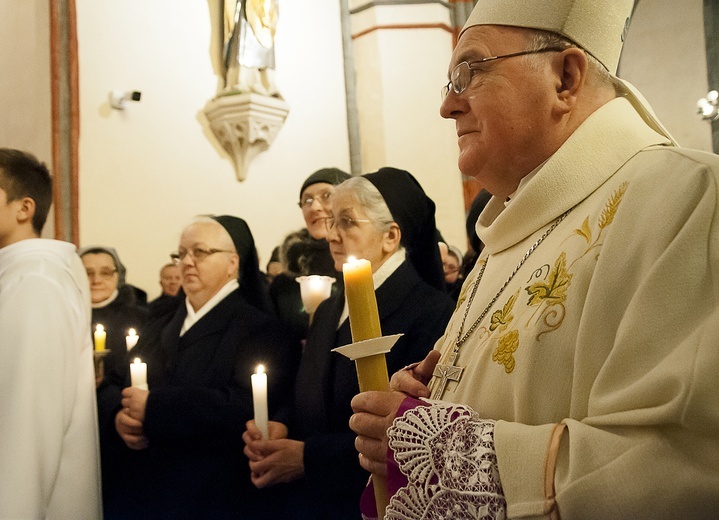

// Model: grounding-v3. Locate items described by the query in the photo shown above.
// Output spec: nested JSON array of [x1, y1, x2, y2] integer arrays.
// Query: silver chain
[[454, 208, 573, 351]]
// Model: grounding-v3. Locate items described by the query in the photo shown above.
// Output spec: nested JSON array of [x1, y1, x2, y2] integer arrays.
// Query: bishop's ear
[[553, 47, 588, 111]]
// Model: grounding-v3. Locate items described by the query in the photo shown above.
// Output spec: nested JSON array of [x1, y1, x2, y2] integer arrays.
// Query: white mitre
[[462, 0, 677, 145]]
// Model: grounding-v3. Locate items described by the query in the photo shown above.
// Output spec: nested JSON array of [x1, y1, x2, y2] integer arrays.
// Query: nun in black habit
[[103, 215, 300, 520], [242, 168, 455, 519]]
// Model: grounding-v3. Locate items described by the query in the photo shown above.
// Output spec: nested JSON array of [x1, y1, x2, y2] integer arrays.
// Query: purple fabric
[[359, 396, 429, 518]]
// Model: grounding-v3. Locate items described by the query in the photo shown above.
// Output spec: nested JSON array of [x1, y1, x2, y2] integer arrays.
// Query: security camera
[[109, 90, 142, 110]]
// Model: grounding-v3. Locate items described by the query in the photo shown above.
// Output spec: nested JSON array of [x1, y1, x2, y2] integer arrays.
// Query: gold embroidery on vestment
[[599, 182, 629, 230], [574, 216, 592, 244], [525, 252, 572, 307], [568, 181, 632, 269], [492, 329, 519, 373], [489, 290, 519, 332]]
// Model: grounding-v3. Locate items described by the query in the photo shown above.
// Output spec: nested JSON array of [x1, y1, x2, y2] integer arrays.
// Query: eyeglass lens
[[86, 269, 117, 279], [300, 191, 332, 208]]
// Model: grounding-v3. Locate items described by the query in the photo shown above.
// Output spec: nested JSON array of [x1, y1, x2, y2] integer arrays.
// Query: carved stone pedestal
[[203, 93, 289, 181]]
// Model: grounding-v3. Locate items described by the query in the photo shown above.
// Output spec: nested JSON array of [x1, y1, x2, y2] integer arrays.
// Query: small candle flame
[[128, 328, 137, 336], [96, 324, 104, 332], [347, 256, 357, 264], [256, 364, 265, 375], [133, 357, 142, 364]]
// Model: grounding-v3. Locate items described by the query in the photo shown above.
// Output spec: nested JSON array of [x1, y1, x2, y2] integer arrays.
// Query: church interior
[[0, 0, 715, 300]]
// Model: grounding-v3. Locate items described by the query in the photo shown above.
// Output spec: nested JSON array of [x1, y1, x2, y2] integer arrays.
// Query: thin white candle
[[130, 357, 148, 390], [125, 328, 139, 351], [251, 364, 269, 440]]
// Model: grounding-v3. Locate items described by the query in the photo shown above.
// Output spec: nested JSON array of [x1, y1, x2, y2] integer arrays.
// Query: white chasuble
[[419, 97, 719, 519]]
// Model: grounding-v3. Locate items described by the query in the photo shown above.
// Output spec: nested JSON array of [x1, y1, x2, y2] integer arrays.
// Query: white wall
[[621, 0, 712, 150], [3, 0, 713, 299], [0, 0, 51, 155], [76, 0, 351, 298], [0, 0, 53, 234], [351, 3, 467, 252]]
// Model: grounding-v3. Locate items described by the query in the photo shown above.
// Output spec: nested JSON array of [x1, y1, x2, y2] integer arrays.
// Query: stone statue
[[222, 0, 281, 97]]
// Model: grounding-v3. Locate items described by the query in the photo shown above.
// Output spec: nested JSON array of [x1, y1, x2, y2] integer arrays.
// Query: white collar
[[92, 289, 119, 309], [180, 279, 239, 336], [504, 160, 548, 207]]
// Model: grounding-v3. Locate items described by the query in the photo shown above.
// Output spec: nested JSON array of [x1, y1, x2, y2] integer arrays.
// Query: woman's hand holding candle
[[117, 386, 149, 450], [130, 357, 148, 390]]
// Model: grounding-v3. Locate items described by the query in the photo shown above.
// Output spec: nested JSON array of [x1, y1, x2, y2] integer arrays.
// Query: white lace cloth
[[385, 401, 506, 519]]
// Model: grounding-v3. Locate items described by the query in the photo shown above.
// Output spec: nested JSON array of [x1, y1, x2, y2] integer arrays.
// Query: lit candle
[[343, 258, 381, 343], [296, 275, 335, 314], [130, 357, 148, 390], [251, 365, 269, 440], [342, 256, 390, 516], [94, 324, 106, 352], [343, 257, 388, 391], [125, 328, 139, 351]]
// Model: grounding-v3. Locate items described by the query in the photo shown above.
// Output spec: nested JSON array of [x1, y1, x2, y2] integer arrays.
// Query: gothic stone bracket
[[203, 93, 289, 181]]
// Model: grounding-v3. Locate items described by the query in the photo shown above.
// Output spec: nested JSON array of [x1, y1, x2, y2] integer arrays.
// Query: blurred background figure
[[269, 167, 350, 342], [439, 241, 463, 300], [460, 189, 492, 280], [80, 246, 148, 385], [265, 246, 282, 283], [80, 245, 149, 512], [158, 262, 182, 297], [80, 245, 148, 346], [148, 262, 184, 320]]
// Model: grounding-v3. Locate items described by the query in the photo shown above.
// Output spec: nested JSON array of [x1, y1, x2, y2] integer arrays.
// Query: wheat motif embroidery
[[572, 181, 630, 255]]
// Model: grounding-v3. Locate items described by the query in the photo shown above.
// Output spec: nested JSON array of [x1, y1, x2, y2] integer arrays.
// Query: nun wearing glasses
[[243, 168, 454, 519], [102, 215, 299, 520]]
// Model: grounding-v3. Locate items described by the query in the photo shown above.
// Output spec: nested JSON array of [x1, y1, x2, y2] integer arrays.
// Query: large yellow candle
[[343, 258, 381, 342], [94, 324, 106, 352], [342, 257, 390, 517]]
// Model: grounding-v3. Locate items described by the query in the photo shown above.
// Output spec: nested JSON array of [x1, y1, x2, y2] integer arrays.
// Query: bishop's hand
[[350, 390, 407, 477], [389, 349, 441, 398]]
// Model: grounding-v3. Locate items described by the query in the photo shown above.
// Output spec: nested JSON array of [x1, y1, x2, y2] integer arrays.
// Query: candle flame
[[96, 324, 104, 332], [128, 328, 137, 336], [133, 357, 142, 364], [347, 256, 357, 264], [256, 364, 265, 375]]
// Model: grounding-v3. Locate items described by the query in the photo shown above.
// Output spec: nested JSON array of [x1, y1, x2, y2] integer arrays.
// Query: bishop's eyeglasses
[[442, 47, 566, 99]]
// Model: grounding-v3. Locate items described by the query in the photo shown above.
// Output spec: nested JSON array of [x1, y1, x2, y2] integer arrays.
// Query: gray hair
[[333, 176, 395, 233], [185, 215, 236, 252], [524, 29, 615, 91]]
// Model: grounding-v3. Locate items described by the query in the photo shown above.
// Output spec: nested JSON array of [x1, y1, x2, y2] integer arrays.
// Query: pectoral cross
[[432, 348, 464, 400]]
